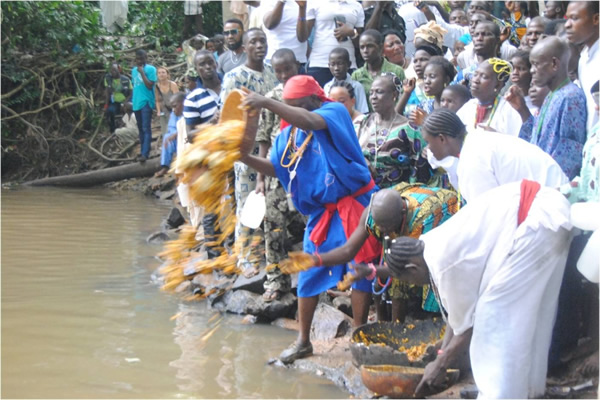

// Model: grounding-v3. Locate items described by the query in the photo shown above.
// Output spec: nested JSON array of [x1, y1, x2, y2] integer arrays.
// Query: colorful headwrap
[[282, 75, 332, 103], [486, 57, 512, 83], [414, 21, 448, 50]]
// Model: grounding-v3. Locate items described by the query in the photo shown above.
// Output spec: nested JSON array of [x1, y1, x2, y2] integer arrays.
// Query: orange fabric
[[518, 179, 541, 226], [282, 75, 332, 103], [309, 180, 381, 264]]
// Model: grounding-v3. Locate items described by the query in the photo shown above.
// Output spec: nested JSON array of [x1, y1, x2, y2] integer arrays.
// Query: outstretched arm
[[239, 106, 277, 177], [242, 90, 328, 132], [314, 209, 371, 266]]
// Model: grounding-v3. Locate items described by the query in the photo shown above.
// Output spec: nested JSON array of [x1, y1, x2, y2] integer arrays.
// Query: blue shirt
[[167, 111, 181, 135], [131, 64, 157, 111]]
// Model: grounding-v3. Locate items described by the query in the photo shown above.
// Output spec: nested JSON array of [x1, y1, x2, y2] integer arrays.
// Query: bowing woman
[[239, 75, 381, 364]]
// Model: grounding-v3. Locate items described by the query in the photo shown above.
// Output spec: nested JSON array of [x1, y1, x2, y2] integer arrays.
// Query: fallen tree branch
[[25, 157, 160, 187], [1, 96, 85, 121]]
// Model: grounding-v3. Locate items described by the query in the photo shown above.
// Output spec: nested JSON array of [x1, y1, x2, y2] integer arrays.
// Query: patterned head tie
[[486, 57, 512, 83], [414, 21, 448, 50]]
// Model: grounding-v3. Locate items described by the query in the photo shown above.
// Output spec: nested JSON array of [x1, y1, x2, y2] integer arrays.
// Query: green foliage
[[202, 2, 224, 38], [1, 1, 104, 59]]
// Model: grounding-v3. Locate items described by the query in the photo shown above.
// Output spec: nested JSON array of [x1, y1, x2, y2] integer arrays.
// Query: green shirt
[[351, 58, 405, 112]]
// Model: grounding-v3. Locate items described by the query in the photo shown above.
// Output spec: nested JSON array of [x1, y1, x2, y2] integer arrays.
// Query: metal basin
[[350, 319, 445, 368]]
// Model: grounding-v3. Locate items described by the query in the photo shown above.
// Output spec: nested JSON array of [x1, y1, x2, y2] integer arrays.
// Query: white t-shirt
[[457, 41, 517, 70], [578, 39, 599, 133], [397, 2, 428, 59], [260, 0, 308, 63], [456, 96, 523, 136], [306, 0, 364, 68]]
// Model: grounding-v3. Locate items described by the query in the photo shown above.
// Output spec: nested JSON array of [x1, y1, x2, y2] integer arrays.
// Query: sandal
[[262, 288, 281, 303], [279, 341, 313, 364]]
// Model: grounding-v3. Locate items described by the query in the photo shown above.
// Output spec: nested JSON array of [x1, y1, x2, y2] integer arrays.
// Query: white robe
[[420, 182, 573, 399], [456, 97, 523, 136], [457, 129, 569, 202]]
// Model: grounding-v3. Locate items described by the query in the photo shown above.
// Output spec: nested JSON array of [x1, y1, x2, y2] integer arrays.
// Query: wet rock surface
[[310, 303, 353, 342]]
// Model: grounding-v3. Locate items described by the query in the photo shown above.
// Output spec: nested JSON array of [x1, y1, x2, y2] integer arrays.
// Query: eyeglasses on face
[[223, 29, 240, 36]]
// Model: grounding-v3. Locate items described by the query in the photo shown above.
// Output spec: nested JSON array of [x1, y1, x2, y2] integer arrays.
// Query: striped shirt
[[183, 87, 219, 127]]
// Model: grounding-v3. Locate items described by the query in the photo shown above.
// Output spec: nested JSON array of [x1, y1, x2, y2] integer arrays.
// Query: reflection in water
[[2, 187, 347, 399]]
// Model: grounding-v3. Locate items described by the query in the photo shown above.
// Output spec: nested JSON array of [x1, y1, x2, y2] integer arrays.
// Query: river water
[[1, 187, 347, 399]]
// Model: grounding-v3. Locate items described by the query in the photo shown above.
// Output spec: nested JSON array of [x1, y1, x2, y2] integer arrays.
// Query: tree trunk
[[25, 158, 160, 187]]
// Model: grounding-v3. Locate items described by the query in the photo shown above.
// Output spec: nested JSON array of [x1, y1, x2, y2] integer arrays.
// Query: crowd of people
[[106, 1, 599, 398]]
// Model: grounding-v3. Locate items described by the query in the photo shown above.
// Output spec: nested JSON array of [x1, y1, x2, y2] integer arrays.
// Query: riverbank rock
[[278, 336, 372, 398], [146, 231, 170, 244], [162, 207, 185, 229], [332, 296, 352, 318], [231, 267, 267, 294], [310, 303, 353, 342], [215, 289, 297, 321]]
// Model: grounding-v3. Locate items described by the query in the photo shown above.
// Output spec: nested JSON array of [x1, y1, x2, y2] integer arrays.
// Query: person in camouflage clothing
[[256, 49, 306, 302]]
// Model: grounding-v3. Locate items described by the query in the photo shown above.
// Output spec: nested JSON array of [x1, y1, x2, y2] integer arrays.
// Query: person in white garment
[[565, 1, 599, 132], [374, 181, 573, 398], [421, 108, 568, 203]]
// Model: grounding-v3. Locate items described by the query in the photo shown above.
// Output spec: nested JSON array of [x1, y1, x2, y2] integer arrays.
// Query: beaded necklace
[[374, 113, 398, 161], [280, 127, 314, 211], [474, 95, 500, 128]]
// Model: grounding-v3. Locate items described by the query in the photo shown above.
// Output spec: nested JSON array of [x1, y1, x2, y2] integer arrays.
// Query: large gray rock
[[220, 289, 297, 321], [332, 296, 353, 318], [310, 303, 353, 342], [231, 267, 267, 294], [163, 207, 185, 229]]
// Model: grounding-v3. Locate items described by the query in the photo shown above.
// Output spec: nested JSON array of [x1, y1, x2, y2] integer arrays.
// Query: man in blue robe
[[239, 75, 381, 364]]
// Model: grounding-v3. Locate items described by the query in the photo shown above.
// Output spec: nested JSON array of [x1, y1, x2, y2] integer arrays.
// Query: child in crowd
[[440, 84, 471, 112], [452, 39, 466, 68], [509, 50, 536, 114], [114, 102, 138, 146], [323, 48, 369, 114], [155, 93, 185, 177], [184, 75, 197, 94], [528, 84, 550, 116]]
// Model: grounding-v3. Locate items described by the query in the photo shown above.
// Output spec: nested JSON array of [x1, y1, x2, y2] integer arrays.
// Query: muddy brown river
[[1, 187, 346, 399]]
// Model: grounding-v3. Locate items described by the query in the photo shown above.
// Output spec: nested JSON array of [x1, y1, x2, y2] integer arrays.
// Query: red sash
[[518, 179, 541, 226], [309, 179, 382, 264]]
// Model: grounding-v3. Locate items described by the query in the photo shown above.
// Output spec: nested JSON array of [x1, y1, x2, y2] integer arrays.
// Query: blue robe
[[519, 82, 587, 180], [271, 102, 377, 297]]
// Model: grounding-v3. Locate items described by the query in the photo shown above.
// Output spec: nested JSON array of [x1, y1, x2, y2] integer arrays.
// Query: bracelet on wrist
[[315, 252, 323, 266], [366, 263, 377, 281]]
